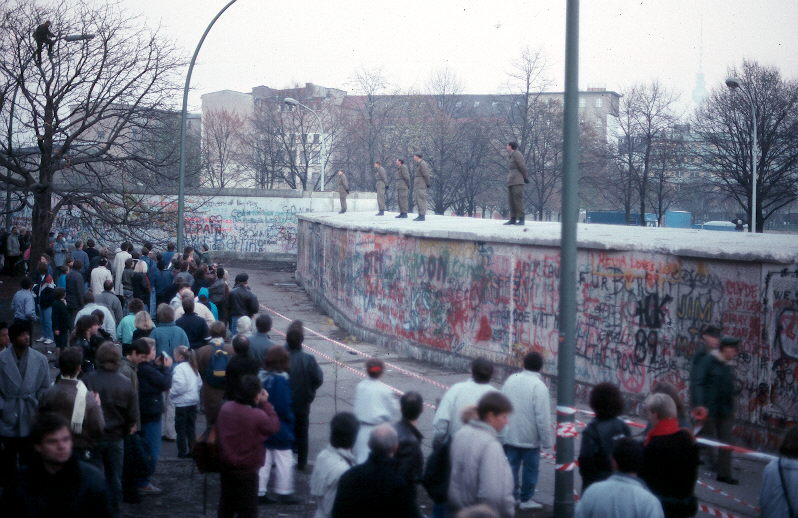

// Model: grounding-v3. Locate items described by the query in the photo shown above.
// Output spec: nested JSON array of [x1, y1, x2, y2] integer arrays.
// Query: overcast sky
[[124, 0, 797, 112]]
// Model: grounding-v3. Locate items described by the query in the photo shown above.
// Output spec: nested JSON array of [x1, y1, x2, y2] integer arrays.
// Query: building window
[[579, 98, 586, 108], [594, 98, 603, 108], [473, 101, 480, 108], [314, 133, 320, 143]]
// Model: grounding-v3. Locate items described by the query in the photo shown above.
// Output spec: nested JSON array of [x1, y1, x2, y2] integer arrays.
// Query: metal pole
[[554, 0, 579, 516], [295, 101, 324, 191], [319, 128, 326, 191], [176, 0, 239, 251], [750, 100, 757, 233]]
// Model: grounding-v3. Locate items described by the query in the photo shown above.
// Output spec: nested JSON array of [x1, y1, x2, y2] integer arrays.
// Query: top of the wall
[[47, 183, 376, 199], [298, 212, 798, 264]]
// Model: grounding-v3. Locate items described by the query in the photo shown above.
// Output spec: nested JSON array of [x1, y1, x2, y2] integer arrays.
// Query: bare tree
[[449, 119, 495, 216], [418, 68, 467, 214], [693, 60, 798, 232], [0, 0, 184, 259], [341, 68, 400, 190], [201, 108, 246, 188], [614, 81, 679, 224], [648, 127, 688, 224], [250, 93, 344, 192], [497, 47, 562, 220]]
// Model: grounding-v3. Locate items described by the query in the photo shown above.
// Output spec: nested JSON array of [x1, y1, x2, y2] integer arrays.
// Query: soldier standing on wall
[[336, 170, 349, 214], [412, 154, 431, 222], [374, 161, 388, 216], [395, 159, 410, 219], [505, 141, 529, 226]]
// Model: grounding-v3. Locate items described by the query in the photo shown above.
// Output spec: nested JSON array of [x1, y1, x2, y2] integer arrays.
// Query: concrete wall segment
[[296, 215, 798, 449]]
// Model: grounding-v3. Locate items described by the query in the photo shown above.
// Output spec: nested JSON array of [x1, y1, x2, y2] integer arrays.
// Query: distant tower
[[692, 20, 708, 106]]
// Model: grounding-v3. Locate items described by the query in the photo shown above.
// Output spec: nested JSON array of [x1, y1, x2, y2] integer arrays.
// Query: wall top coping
[[298, 212, 798, 264], [45, 184, 378, 199]]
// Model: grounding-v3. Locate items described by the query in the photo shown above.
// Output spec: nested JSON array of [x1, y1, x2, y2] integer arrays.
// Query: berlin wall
[[296, 214, 798, 449], [10, 189, 376, 257]]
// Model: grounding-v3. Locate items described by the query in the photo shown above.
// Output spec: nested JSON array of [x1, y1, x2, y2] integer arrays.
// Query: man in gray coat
[[449, 392, 515, 518], [395, 159, 410, 219], [374, 161, 388, 216], [500, 352, 552, 510], [336, 170, 350, 214], [0, 321, 51, 488], [412, 154, 431, 221], [505, 142, 529, 226], [96, 279, 124, 325]]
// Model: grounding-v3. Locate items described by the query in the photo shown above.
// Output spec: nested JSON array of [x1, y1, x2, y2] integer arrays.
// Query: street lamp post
[[176, 0, 239, 251], [554, 1, 580, 516], [283, 97, 327, 192], [725, 77, 758, 233]]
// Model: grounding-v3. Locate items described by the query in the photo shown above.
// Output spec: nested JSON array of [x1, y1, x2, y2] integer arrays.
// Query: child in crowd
[[170, 345, 202, 458], [51, 287, 71, 349], [258, 346, 299, 504]]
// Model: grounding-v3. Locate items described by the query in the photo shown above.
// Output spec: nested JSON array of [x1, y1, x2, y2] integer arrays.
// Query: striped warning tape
[[262, 307, 772, 464], [271, 328, 437, 411], [696, 437, 777, 462], [556, 422, 579, 438], [698, 502, 740, 518], [261, 303, 451, 391], [695, 480, 759, 512]]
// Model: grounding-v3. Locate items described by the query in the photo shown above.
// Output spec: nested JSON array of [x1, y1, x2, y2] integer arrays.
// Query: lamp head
[[64, 34, 95, 42], [725, 77, 741, 90], [283, 97, 299, 106]]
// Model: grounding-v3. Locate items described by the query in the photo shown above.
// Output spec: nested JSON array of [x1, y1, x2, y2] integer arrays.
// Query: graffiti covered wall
[[11, 191, 376, 256], [296, 218, 798, 445]]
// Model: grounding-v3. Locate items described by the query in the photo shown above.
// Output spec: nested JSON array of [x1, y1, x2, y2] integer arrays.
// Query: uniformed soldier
[[412, 154, 431, 222], [505, 141, 529, 225], [395, 158, 410, 219], [374, 161, 388, 216], [336, 169, 349, 213]]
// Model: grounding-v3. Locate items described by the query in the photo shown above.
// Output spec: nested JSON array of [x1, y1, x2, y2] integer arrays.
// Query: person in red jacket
[[216, 374, 279, 518]]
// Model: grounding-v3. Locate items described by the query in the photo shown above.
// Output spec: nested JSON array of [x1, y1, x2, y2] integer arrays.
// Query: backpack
[[421, 436, 452, 504], [205, 342, 229, 389]]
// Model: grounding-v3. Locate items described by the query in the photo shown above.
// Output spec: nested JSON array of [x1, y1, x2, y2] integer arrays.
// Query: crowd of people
[[0, 237, 274, 517], [0, 235, 796, 518]]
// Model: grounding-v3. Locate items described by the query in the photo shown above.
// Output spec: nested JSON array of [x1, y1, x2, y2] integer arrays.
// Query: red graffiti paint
[[476, 316, 492, 341]]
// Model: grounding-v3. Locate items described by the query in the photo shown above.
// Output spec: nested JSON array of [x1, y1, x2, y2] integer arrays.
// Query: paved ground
[[0, 263, 768, 517]]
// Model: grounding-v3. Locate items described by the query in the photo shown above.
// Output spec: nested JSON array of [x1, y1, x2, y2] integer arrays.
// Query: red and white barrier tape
[[556, 422, 579, 438], [271, 328, 437, 411], [263, 307, 773, 465], [696, 437, 777, 462], [698, 502, 740, 518], [261, 303, 451, 391], [557, 405, 645, 429], [696, 480, 759, 512]]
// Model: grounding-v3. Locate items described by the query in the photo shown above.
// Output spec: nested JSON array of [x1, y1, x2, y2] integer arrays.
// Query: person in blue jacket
[[257, 346, 299, 505]]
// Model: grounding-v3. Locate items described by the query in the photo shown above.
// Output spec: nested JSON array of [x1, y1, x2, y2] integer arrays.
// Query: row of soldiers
[[335, 142, 530, 224]]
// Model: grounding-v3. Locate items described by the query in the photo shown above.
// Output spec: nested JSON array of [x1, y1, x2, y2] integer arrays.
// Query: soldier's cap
[[701, 325, 722, 338], [720, 336, 740, 348]]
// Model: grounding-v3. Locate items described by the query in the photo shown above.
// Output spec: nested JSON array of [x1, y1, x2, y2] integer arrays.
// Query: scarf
[[66, 378, 88, 435], [644, 417, 680, 445]]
